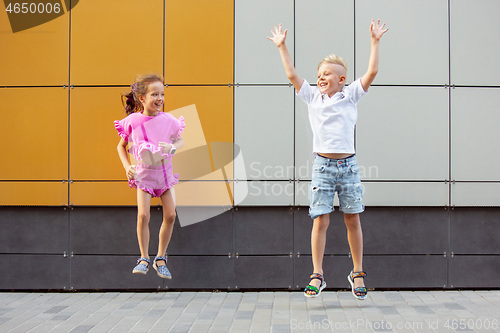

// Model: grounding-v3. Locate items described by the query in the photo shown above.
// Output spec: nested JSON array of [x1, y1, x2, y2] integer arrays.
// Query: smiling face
[[317, 63, 347, 97], [139, 81, 164, 114]]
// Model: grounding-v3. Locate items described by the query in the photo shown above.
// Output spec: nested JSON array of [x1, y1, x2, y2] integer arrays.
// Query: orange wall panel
[[0, 3, 69, 86], [165, 86, 233, 144], [0, 182, 68, 206], [70, 87, 129, 180], [70, 182, 141, 205], [165, 0, 234, 84], [71, 0, 163, 85], [0, 88, 68, 180], [70, 182, 165, 206], [165, 87, 234, 181]]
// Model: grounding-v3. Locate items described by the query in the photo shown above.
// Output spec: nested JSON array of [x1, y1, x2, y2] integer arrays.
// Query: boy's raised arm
[[268, 24, 304, 93], [361, 19, 389, 92]]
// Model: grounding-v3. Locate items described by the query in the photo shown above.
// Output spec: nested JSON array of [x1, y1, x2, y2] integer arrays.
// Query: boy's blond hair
[[317, 54, 348, 72]]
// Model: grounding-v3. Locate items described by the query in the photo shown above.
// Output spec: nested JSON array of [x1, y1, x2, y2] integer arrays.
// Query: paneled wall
[[0, 0, 499, 290]]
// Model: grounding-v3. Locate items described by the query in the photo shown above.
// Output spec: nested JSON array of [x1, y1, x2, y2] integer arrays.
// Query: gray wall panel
[[0, 207, 68, 254], [168, 210, 233, 256], [70, 207, 161, 255], [363, 207, 449, 255], [366, 255, 447, 289], [234, 207, 293, 255], [71, 255, 162, 290], [164, 256, 234, 290], [1, 207, 499, 290], [450, 208, 500, 255], [449, 256, 500, 289], [235, 256, 293, 289], [0, 255, 69, 290]]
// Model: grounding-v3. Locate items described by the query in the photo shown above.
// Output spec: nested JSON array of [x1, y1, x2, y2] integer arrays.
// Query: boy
[[268, 20, 388, 299]]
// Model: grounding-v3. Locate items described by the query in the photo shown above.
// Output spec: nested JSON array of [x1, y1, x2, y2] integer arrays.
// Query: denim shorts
[[309, 154, 364, 219]]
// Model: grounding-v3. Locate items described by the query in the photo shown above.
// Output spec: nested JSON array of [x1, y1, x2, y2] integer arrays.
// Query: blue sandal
[[153, 256, 172, 279], [348, 271, 367, 300], [132, 257, 150, 275], [304, 273, 326, 298]]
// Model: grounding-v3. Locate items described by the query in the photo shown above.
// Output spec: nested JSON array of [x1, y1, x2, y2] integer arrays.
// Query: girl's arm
[[268, 24, 304, 93], [172, 136, 184, 150], [361, 19, 389, 92], [117, 138, 135, 180], [159, 136, 184, 155]]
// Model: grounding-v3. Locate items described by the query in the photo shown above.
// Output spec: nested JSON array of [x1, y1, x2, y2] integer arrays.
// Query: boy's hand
[[370, 19, 388, 41], [267, 24, 288, 47]]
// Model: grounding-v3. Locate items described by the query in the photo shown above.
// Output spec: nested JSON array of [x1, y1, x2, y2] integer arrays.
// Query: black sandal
[[304, 273, 326, 298], [348, 271, 367, 300]]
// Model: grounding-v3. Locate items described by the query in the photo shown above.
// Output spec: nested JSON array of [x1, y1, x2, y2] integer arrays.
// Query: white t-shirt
[[297, 78, 367, 154]]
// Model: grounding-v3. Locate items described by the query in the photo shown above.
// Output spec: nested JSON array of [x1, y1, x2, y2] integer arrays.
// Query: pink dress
[[114, 112, 185, 197]]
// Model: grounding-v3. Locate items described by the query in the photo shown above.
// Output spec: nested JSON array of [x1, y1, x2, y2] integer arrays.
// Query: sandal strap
[[304, 285, 320, 294], [309, 273, 324, 284], [137, 257, 150, 265], [154, 256, 167, 263], [354, 287, 367, 295], [351, 271, 367, 279]]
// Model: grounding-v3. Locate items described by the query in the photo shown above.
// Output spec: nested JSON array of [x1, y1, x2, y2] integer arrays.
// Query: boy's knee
[[344, 213, 360, 227], [313, 214, 330, 230]]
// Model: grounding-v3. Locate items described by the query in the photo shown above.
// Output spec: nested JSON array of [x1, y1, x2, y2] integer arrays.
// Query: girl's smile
[[140, 81, 164, 115]]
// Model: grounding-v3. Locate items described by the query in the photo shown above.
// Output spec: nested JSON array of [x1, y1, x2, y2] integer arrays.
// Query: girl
[[114, 74, 185, 279]]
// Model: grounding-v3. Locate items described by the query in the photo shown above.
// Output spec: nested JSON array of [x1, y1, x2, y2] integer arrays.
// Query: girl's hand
[[158, 142, 172, 154], [267, 24, 288, 47], [125, 165, 136, 180], [370, 19, 388, 41]]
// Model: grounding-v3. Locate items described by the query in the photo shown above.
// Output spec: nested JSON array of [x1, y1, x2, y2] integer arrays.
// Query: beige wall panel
[[451, 0, 500, 85], [452, 182, 500, 207], [363, 182, 449, 207]]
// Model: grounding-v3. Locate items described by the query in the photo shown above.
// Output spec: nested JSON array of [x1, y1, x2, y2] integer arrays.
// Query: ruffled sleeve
[[172, 116, 185, 141], [114, 119, 130, 142]]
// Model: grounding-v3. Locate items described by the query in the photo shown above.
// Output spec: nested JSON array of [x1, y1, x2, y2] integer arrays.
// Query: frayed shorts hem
[[309, 204, 364, 220]]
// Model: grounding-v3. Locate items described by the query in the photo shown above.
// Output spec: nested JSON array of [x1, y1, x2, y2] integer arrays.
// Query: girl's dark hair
[[121, 74, 164, 115]]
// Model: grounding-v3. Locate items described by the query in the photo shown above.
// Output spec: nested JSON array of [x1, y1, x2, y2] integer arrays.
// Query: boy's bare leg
[[307, 214, 330, 295], [344, 213, 365, 289], [137, 189, 152, 265], [156, 189, 176, 266]]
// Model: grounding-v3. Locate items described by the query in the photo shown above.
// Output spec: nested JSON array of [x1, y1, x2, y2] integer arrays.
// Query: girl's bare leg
[[136, 189, 152, 265], [155, 188, 176, 266]]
